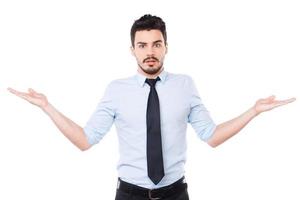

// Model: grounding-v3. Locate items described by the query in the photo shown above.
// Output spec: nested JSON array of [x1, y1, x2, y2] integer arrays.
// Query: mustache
[[143, 57, 159, 63]]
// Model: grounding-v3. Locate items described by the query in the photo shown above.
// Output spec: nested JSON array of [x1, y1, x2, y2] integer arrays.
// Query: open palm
[[254, 95, 296, 114], [8, 88, 48, 108]]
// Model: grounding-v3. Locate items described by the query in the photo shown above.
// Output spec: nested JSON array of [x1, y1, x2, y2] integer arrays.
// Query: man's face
[[131, 29, 167, 75]]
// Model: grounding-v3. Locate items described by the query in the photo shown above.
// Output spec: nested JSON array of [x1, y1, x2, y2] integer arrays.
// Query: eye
[[138, 44, 145, 48], [154, 43, 162, 48]]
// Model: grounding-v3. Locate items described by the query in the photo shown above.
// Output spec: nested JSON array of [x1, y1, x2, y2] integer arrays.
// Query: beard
[[138, 62, 163, 75], [138, 56, 164, 75]]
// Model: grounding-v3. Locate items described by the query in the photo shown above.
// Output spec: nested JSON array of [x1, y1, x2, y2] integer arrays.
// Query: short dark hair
[[130, 14, 167, 47]]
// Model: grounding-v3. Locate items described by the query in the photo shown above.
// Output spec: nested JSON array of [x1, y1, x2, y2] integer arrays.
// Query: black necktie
[[145, 77, 164, 185]]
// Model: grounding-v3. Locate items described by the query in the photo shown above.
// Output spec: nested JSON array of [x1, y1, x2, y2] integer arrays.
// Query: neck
[[137, 67, 164, 79]]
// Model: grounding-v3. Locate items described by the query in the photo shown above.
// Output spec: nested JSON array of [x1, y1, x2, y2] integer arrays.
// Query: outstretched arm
[[207, 95, 296, 148], [8, 88, 91, 151]]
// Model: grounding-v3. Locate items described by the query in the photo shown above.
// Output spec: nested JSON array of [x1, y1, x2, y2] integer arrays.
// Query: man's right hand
[[7, 88, 49, 109]]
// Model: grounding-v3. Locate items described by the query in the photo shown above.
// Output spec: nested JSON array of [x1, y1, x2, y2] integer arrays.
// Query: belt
[[117, 177, 187, 200]]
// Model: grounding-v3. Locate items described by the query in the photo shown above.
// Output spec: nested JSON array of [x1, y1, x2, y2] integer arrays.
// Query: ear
[[130, 46, 135, 56], [165, 43, 168, 54]]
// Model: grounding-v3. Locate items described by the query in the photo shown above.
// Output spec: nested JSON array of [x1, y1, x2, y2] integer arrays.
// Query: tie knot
[[145, 77, 160, 87]]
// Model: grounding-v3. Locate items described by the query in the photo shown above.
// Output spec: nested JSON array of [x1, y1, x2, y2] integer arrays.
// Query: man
[[8, 14, 295, 200]]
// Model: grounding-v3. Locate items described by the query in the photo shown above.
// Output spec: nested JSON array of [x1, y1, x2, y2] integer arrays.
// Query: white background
[[0, 0, 299, 199]]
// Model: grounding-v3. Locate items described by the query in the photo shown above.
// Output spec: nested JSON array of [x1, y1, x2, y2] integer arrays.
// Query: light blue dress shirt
[[83, 70, 216, 189]]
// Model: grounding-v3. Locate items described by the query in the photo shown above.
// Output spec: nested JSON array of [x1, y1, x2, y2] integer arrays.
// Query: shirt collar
[[135, 69, 168, 87]]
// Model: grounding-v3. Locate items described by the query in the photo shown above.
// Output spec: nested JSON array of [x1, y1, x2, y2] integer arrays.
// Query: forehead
[[134, 29, 164, 44]]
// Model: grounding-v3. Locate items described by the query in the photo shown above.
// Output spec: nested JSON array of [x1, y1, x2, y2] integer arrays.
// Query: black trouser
[[115, 177, 189, 200]]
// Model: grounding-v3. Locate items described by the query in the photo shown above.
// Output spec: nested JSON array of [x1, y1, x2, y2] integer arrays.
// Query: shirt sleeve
[[186, 76, 216, 141], [83, 82, 116, 146]]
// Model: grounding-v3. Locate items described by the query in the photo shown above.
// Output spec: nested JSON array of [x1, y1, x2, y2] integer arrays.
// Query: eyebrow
[[136, 40, 163, 45], [153, 40, 163, 44], [136, 42, 147, 45]]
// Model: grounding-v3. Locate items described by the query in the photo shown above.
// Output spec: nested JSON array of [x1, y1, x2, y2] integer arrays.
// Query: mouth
[[146, 60, 157, 63], [145, 60, 157, 66], [144, 57, 159, 64]]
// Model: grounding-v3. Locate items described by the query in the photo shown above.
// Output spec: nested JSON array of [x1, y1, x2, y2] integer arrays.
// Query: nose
[[146, 46, 155, 56]]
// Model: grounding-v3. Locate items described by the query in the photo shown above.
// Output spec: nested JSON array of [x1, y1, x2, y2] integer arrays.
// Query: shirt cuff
[[200, 123, 217, 142]]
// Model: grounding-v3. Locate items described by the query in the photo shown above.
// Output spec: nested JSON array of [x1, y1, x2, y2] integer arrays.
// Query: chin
[[139, 63, 163, 75]]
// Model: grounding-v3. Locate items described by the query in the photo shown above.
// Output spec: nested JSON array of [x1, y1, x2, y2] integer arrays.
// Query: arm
[[8, 88, 91, 151], [207, 95, 296, 148]]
